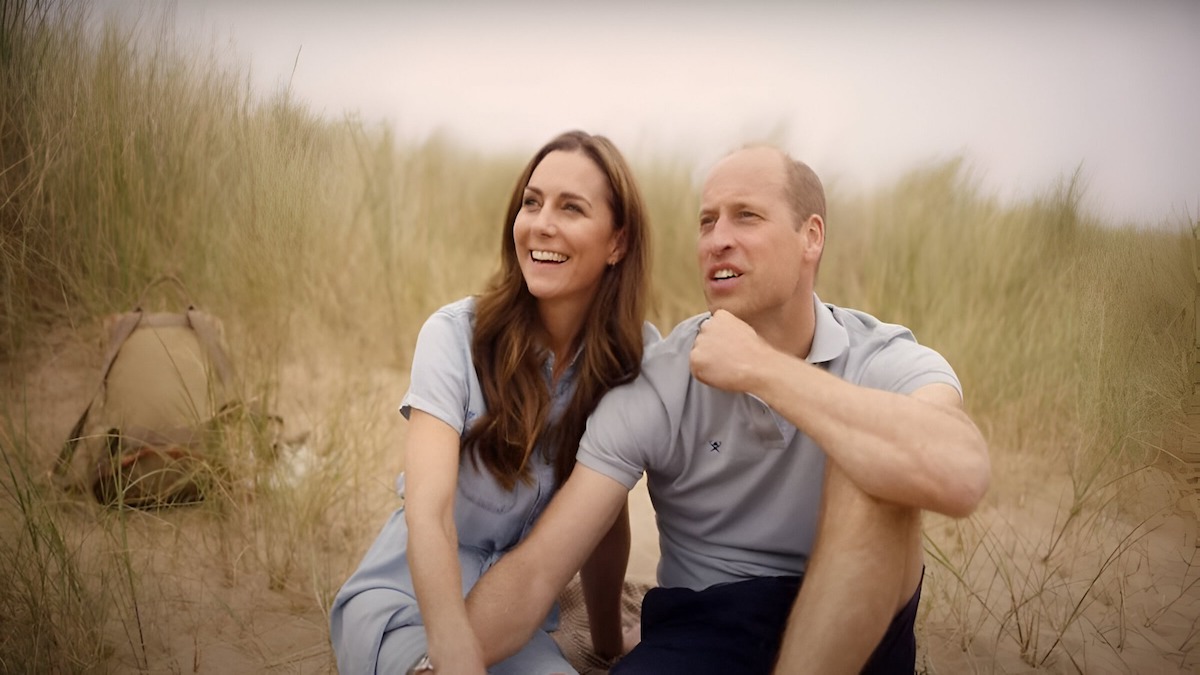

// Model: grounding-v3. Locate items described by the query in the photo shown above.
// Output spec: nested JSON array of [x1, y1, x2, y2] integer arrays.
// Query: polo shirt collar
[[807, 294, 848, 364]]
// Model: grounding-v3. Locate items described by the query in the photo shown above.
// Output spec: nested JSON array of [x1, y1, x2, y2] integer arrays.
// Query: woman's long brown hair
[[462, 130, 651, 490]]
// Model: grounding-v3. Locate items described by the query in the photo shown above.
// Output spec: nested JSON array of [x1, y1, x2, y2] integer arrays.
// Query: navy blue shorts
[[611, 572, 922, 675]]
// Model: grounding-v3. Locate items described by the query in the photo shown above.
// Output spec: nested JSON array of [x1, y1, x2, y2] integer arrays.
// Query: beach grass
[[1, 1, 1195, 672]]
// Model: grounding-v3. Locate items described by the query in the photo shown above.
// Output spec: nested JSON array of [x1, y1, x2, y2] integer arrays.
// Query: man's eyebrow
[[699, 200, 756, 217]]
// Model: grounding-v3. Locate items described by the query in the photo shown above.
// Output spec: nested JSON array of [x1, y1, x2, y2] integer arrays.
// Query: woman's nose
[[532, 208, 558, 236]]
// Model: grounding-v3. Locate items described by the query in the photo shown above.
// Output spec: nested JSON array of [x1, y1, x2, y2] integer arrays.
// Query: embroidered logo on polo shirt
[[709, 440, 722, 453]]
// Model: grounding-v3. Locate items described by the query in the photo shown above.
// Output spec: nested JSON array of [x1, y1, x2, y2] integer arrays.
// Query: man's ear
[[803, 214, 825, 259]]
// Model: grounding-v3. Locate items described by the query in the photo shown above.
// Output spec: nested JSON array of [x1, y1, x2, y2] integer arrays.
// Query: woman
[[331, 130, 654, 674]]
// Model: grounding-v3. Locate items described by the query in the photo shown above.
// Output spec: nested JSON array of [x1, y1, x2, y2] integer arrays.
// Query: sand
[[2, 323, 1198, 674]]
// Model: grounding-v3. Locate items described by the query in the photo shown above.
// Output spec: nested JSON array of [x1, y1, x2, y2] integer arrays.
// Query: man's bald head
[[723, 145, 825, 230]]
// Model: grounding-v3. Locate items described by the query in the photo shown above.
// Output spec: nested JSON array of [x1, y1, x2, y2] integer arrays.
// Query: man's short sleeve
[[576, 378, 671, 491], [860, 335, 962, 399], [399, 309, 471, 433]]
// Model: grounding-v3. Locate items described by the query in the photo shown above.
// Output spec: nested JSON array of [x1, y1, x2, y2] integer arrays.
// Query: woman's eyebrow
[[558, 191, 592, 208]]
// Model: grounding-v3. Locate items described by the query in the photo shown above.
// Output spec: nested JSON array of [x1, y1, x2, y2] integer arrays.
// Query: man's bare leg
[[774, 462, 924, 674]]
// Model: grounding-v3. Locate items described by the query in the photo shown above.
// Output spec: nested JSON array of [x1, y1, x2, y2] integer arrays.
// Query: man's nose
[[700, 216, 734, 255]]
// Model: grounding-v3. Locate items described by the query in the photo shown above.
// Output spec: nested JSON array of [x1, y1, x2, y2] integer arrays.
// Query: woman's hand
[[622, 621, 641, 654], [422, 643, 487, 675]]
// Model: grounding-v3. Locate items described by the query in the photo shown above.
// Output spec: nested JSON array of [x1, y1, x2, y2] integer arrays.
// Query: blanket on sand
[[552, 577, 651, 674]]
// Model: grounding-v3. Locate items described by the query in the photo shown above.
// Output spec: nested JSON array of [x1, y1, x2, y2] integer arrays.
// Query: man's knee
[[815, 463, 923, 606], [820, 463, 918, 538]]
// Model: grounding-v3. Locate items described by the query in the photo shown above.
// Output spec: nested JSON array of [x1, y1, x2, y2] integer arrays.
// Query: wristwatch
[[406, 654, 434, 674]]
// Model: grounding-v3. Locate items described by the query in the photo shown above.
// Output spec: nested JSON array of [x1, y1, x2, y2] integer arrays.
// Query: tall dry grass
[[824, 161, 1196, 671], [1, 0, 1195, 672]]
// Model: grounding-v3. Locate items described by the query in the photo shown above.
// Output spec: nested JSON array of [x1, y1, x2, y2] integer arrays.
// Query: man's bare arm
[[691, 310, 990, 517], [465, 465, 630, 665]]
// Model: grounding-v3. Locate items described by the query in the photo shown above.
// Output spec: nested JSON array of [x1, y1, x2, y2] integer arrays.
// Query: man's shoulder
[[594, 313, 704, 412], [649, 313, 707, 356], [642, 313, 706, 372], [825, 302, 959, 394], [827, 303, 921, 350], [581, 315, 707, 476]]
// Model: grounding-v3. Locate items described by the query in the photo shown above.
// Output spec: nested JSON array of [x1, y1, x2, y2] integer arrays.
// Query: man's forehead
[[702, 147, 788, 201]]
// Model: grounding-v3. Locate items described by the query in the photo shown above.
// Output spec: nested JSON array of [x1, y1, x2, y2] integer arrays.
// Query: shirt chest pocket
[[454, 463, 528, 551], [457, 465, 519, 513]]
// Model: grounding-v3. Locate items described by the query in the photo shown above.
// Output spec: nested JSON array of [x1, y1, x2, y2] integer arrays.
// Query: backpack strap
[[143, 275, 236, 390], [52, 310, 144, 477], [118, 424, 206, 448], [187, 309, 235, 390], [53, 276, 237, 484]]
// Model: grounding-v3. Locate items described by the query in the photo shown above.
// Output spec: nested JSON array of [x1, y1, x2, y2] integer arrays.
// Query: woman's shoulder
[[423, 296, 478, 329], [412, 297, 478, 350], [432, 296, 478, 320]]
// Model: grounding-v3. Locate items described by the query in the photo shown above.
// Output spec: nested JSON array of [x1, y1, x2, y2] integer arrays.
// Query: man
[[464, 146, 990, 674]]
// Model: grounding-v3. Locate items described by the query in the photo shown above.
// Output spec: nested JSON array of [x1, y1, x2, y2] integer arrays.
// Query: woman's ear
[[607, 229, 628, 266]]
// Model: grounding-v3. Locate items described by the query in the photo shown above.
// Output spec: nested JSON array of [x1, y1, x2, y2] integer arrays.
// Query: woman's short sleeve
[[399, 304, 474, 434]]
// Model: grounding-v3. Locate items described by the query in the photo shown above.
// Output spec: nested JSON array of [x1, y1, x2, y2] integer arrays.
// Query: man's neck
[[747, 293, 817, 361]]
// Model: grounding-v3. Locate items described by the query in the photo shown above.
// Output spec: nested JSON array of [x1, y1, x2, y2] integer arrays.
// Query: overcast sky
[[101, 0, 1199, 225]]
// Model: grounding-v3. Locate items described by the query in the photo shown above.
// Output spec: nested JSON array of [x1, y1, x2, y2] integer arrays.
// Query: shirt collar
[[540, 342, 585, 382], [807, 294, 848, 364]]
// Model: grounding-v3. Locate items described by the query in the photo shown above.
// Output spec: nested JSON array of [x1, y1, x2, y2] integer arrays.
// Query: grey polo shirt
[[576, 295, 961, 591]]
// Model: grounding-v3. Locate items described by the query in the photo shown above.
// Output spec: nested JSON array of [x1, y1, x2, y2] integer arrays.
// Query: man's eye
[[739, 211, 757, 219]]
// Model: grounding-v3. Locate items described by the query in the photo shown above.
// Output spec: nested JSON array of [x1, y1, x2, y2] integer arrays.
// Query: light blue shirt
[[334, 296, 664, 673], [399, 296, 571, 554], [578, 295, 962, 590]]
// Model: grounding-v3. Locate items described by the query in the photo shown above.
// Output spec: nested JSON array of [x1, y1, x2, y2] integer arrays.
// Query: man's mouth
[[712, 268, 740, 280]]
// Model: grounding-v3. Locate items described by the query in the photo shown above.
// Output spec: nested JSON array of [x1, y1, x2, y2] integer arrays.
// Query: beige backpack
[[52, 277, 239, 507]]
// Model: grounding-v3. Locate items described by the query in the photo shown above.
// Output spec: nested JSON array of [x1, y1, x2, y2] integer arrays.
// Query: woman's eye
[[522, 197, 539, 208], [563, 203, 582, 213]]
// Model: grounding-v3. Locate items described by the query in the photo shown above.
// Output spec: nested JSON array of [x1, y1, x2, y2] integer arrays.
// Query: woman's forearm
[[402, 411, 486, 672], [408, 513, 485, 668]]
